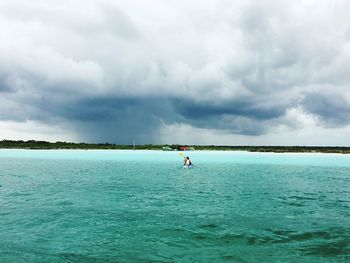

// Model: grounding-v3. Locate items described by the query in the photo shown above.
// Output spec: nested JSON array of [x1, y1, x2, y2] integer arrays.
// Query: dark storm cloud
[[174, 98, 285, 121], [0, 73, 16, 92], [0, 77, 10, 92], [171, 98, 288, 135], [301, 92, 350, 126], [31, 94, 176, 144]]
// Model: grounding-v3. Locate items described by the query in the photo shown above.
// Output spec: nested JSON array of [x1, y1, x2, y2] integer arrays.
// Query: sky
[[1, 0, 350, 145]]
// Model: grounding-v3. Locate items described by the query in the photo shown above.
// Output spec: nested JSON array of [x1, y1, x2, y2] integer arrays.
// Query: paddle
[[179, 152, 194, 167]]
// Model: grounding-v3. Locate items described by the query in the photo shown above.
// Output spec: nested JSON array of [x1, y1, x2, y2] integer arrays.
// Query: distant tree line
[[0, 140, 349, 153]]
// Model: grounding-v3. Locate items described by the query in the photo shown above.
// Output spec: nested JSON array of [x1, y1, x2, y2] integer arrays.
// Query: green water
[[0, 150, 349, 262]]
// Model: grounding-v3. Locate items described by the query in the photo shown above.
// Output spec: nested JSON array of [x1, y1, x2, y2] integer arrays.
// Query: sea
[[0, 150, 349, 262]]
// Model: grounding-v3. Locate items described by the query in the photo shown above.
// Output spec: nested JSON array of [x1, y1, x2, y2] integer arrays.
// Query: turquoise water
[[0, 150, 349, 262]]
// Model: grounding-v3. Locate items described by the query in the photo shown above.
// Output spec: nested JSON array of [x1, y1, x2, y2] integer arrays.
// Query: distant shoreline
[[1, 140, 349, 154], [1, 149, 350, 156]]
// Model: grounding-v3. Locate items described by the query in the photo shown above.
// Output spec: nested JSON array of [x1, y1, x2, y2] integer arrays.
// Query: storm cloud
[[1, 0, 350, 145]]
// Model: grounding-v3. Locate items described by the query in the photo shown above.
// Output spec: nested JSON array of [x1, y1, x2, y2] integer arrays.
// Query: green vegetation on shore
[[1, 140, 349, 153]]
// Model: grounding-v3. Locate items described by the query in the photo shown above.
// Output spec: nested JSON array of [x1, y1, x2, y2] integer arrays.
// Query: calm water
[[0, 150, 349, 262]]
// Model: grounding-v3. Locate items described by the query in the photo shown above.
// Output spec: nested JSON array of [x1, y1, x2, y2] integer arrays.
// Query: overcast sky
[[1, 0, 350, 145]]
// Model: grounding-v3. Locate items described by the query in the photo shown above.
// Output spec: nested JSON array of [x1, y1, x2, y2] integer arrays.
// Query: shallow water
[[0, 150, 349, 262]]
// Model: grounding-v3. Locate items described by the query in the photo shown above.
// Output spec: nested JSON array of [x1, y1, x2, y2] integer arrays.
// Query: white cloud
[[0, 120, 77, 142]]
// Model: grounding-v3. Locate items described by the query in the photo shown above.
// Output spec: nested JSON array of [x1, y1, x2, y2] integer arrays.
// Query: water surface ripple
[[0, 150, 349, 262]]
